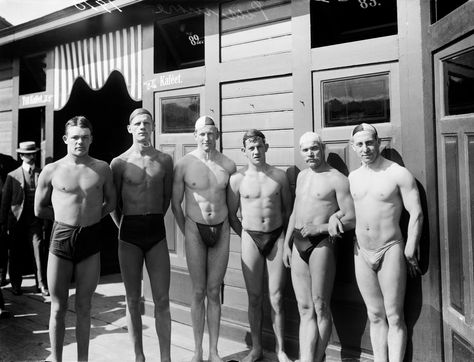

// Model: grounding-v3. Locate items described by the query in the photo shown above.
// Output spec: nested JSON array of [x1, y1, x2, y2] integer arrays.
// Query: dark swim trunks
[[293, 228, 329, 264], [119, 214, 166, 253], [196, 221, 224, 248], [49, 221, 102, 263], [245, 226, 284, 257]]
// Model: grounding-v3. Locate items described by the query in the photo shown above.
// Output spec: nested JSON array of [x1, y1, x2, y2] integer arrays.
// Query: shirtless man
[[34, 116, 116, 362], [348, 123, 423, 362], [283, 132, 355, 362], [172, 116, 236, 362], [110, 108, 173, 362], [228, 129, 292, 362]]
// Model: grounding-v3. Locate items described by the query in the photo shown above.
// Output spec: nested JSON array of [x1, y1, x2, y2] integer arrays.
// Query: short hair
[[242, 129, 266, 147], [351, 123, 378, 139], [129, 108, 153, 124], [299, 132, 323, 147], [65, 116, 92, 135]]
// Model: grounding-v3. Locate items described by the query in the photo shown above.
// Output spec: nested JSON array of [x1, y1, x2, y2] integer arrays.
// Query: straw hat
[[16, 141, 40, 154]]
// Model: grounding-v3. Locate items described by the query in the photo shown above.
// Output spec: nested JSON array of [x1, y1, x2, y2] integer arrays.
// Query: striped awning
[[53, 25, 142, 110]]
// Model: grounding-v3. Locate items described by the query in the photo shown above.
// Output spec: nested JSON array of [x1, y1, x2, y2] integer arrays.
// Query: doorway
[[54, 70, 142, 274]]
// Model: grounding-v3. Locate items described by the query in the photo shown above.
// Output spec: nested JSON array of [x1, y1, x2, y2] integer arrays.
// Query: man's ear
[[62, 135, 68, 144], [90, 135, 93, 144], [127, 124, 132, 134], [241, 147, 246, 154], [265, 143, 269, 152]]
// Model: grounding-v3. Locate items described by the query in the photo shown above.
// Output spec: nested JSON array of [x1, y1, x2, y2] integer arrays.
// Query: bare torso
[[182, 150, 233, 224], [50, 158, 108, 226], [114, 148, 171, 215], [294, 168, 340, 228], [237, 166, 284, 232], [349, 161, 403, 250]]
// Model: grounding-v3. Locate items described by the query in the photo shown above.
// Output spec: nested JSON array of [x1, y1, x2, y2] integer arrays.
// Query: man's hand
[[404, 242, 421, 277], [282, 244, 292, 268], [300, 224, 320, 237], [328, 214, 344, 238]]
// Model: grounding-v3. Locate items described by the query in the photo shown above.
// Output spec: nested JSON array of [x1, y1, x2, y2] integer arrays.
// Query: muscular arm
[[162, 154, 173, 214], [227, 172, 242, 237], [110, 158, 123, 227], [399, 168, 423, 274], [279, 172, 292, 231], [171, 161, 186, 234], [333, 174, 355, 232], [101, 164, 117, 218], [34, 165, 55, 221]]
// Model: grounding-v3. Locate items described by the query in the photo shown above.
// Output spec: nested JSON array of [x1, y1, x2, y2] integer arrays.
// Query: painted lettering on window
[[74, 0, 122, 13]]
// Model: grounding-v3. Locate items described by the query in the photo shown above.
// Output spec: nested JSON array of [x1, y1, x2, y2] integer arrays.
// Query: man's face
[[242, 137, 268, 166], [195, 125, 218, 152], [63, 126, 92, 157], [300, 140, 324, 169], [351, 131, 380, 165], [128, 114, 154, 143], [20, 153, 36, 165]]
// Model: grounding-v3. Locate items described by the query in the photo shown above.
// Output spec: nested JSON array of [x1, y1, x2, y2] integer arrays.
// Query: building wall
[[0, 59, 14, 155]]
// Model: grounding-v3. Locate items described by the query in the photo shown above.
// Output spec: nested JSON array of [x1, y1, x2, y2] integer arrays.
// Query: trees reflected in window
[[161, 95, 200, 133], [323, 74, 390, 127], [311, 0, 397, 48], [444, 49, 474, 116]]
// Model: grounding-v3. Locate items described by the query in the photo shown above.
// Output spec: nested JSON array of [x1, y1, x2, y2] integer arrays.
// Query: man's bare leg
[[241, 231, 265, 362], [378, 243, 407, 362], [145, 239, 172, 362], [185, 220, 209, 362], [47, 254, 74, 362], [266, 236, 290, 362], [354, 251, 388, 362], [74, 253, 100, 362], [291, 248, 317, 362], [119, 241, 146, 362], [206, 221, 230, 362], [309, 242, 335, 362]]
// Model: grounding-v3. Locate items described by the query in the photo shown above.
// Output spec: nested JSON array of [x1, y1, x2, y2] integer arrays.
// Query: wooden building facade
[[0, 0, 473, 360]]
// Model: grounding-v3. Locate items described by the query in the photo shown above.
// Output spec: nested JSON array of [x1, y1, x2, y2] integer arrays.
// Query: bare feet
[[209, 351, 224, 362], [242, 348, 263, 362], [190, 352, 203, 362], [277, 351, 292, 362]]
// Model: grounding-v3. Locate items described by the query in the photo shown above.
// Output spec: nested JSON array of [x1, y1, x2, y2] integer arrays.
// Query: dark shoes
[[11, 286, 22, 296]]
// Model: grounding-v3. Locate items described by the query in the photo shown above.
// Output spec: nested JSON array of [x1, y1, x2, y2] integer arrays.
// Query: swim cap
[[129, 108, 153, 123], [299, 132, 323, 147], [195, 115, 216, 130], [351, 123, 378, 138]]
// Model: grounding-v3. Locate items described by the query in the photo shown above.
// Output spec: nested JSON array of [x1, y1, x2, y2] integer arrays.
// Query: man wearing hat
[[0, 141, 48, 296]]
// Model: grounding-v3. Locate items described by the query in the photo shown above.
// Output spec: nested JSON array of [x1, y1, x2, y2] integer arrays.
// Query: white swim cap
[[195, 116, 216, 130], [299, 132, 323, 147]]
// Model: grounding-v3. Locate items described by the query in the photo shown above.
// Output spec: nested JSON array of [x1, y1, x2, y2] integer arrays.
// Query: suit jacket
[[0, 166, 41, 230]]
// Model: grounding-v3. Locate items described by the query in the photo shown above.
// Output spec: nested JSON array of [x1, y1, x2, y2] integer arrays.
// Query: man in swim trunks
[[110, 108, 173, 362], [282, 132, 354, 362], [34, 116, 116, 362], [172, 115, 236, 362], [227, 129, 292, 362], [348, 123, 423, 362]]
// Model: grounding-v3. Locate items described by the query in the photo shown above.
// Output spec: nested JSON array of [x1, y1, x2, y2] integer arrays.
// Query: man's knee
[[125, 295, 143, 314], [153, 292, 170, 312], [206, 284, 221, 304], [312, 296, 331, 319], [367, 308, 387, 324], [75, 298, 92, 318], [269, 289, 283, 313], [386, 309, 405, 328], [51, 300, 68, 319], [192, 286, 207, 304]]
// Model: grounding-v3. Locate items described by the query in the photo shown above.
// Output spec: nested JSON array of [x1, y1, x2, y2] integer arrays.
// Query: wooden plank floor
[[0, 273, 282, 362]]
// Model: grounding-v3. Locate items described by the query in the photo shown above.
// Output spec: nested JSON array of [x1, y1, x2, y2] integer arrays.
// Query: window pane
[[311, 0, 397, 48], [161, 95, 200, 133], [154, 14, 205, 73], [444, 49, 474, 116], [19, 54, 46, 94], [432, 0, 469, 22], [323, 74, 390, 127]]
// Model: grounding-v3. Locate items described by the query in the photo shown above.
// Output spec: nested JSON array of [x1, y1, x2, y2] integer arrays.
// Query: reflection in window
[[323, 74, 390, 127], [154, 14, 204, 73], [432, 0, 469, 22], [161, 95, 200, 133], [444, 49, 474, 116], [311, 0, 397, 48]]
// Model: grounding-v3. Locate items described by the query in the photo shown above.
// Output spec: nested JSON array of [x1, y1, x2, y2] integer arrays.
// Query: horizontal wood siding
[[221, 0, 291, 62], [0, 111, 13, 155], [220, 74, 294, 323], [0, 60, 14, 155]]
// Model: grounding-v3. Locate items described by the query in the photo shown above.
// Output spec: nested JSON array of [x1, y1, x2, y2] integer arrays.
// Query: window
[[154, 14, 205, 73], [19, 54, 46, 94], [161, 95, 200, 133], [323, 74, 390, 127], [432, 0, 469, 22], [444, 49, 474, 116], [311, 0, 397, 48]]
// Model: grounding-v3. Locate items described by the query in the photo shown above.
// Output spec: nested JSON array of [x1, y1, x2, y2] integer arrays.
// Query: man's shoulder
[[218, 152, 236, 172]]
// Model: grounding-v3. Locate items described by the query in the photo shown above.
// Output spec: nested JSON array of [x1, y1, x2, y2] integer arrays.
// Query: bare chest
[[350, 176, 399, 203], [240, 175, 280, 200], [53, 168, 102, 194], [296, 173, 334, 202], [185, 161, 229, 191], [123, 159, 165, 186]]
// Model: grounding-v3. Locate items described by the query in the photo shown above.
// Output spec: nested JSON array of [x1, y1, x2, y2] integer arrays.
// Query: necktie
[[29, 167, 35, 189]]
